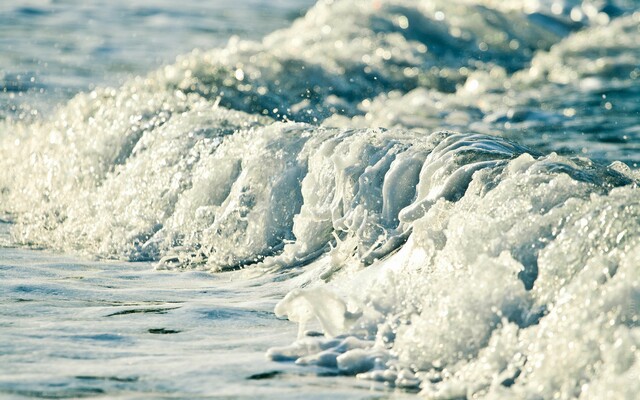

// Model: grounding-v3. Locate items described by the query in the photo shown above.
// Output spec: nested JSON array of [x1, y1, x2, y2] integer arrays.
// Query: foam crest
[[272, 152, 639, 397]]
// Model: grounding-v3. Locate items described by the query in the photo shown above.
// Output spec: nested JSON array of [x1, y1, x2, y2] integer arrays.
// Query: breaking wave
[[1, 0, 639, 398]]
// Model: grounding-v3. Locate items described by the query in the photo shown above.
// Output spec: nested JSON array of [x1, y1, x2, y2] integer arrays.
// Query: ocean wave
[[1, 0, 639, 398]]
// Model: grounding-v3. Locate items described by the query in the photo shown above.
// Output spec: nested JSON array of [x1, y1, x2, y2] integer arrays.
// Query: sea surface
[[1, 0, 639, 398]]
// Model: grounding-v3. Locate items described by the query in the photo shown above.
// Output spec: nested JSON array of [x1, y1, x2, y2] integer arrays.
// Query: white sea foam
[[1, 0, 639, 398]]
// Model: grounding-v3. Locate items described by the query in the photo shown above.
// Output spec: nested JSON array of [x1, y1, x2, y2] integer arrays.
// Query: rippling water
[[1, 0, 639, 398], [0, 0, 313, 116]]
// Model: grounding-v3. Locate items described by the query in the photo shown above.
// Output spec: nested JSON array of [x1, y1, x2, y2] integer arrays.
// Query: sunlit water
[[1, 0, 639, 398]]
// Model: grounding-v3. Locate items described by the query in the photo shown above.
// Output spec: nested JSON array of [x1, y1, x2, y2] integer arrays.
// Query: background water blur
[[0, 0, 314, 116]]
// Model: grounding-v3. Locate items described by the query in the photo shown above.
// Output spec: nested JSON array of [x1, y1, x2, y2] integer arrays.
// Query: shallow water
[[1, 0, 639, 398], [1, 226, 412, 399], [0, 257, 363, 398]]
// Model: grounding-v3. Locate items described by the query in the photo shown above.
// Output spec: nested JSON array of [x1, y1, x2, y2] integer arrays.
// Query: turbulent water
[[1, 0, 640, 398]]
